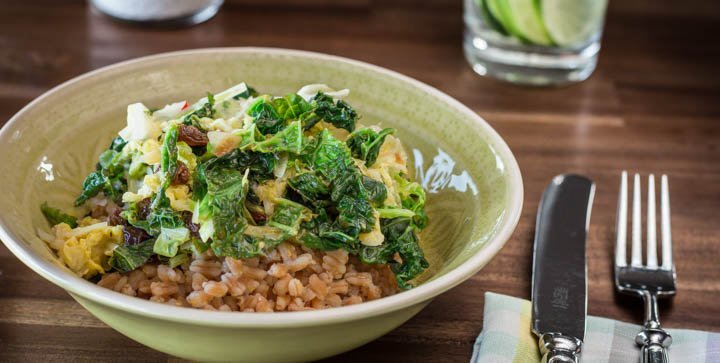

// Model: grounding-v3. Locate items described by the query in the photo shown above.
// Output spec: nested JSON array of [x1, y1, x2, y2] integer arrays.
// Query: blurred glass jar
[[91, 0, 224, 27], [464, 0, 608, 86]]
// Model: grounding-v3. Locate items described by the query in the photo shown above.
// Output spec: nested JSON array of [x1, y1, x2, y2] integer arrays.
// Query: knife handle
[[538, 333, 582, 363], [636, 328, 671, 363]]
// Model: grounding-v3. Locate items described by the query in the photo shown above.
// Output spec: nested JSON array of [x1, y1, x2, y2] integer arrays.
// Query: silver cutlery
[[532, 174, 595, 363], [615, 171, 676, 363]]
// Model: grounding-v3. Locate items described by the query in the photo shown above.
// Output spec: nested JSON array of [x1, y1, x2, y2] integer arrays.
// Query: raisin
[[172, 162, 190, 185], [123, 226, 152, 245], [250, 210, 267, 224], [178, 124, 209, 146], [181, 211, 200, 238], [136, 198, 152, 220], [90, 204, 106, 219], [107, 208, 127, 226]]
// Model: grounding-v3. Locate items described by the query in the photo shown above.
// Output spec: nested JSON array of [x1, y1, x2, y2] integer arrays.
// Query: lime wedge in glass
[[506, 0, 553, 46], [541, 0, 608, 47], [476, 0, 508, 35], [485, 0, 526, 42]]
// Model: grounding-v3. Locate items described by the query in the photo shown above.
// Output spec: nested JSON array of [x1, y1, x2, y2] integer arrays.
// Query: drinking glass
[[463, 0, 609, 85], [91, 0, 224, 27]]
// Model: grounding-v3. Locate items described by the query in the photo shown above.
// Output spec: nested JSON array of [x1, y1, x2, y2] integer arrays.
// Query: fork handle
[[636, 328, 672, 363], [636, 292, 672, 363]]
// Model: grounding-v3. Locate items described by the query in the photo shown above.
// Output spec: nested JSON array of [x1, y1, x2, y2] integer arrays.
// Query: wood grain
[[0, 0, 719, 361]]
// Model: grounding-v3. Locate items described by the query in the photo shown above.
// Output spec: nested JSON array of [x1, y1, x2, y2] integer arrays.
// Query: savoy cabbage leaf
[[40, 202, 77, 228], [346, 127, 395, 167], [248, 98, 284, 135], [109, 239, 155, 273], [359, 217, 428, 289]]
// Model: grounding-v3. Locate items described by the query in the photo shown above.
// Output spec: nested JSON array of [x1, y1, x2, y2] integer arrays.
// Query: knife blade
[[531, 174, 595, 363]]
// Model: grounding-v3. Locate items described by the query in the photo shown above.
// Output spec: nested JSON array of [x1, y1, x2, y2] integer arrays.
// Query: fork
[[615, 171, 676, 363]]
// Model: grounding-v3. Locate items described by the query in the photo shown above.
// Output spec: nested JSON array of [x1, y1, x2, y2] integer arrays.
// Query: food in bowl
[[37, 82, 430, 312], [0, 48, 521, 362]]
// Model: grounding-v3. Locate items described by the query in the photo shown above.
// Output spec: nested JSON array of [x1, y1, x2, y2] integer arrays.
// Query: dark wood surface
[[1, 0, 719, 361]]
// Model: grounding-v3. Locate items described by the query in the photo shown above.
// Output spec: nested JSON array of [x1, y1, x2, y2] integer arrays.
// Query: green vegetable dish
[[38, 83, 430, 311]]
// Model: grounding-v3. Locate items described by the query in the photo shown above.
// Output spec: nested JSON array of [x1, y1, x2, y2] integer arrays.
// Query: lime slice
[[542, 0, 608, 47], [506, 0, 553, 46], [485, 0, 526, 42], [476, 0, 508, 35]]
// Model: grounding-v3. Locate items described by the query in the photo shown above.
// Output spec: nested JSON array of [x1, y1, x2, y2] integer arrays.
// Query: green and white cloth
[[472, 292, 720, 363]]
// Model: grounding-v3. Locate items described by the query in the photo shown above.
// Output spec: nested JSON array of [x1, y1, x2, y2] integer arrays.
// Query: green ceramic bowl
[[0, 48, 523, 362]]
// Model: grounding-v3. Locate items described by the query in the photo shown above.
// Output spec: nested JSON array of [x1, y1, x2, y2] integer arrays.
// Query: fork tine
[[661, 175, 673, 269], [631, 173, 643, 266], [646, 175, 658, 268], [616, 171, 628, 267]]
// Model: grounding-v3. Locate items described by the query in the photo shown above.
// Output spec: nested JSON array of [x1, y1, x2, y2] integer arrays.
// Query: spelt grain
[[96, 243, 399, 312]]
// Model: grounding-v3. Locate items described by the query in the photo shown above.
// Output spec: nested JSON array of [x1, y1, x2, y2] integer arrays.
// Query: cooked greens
[[109, 239, 154, 273], [182, 93, 215, 129], [197, 152, 253, 257], [311, 93, 358, 132], [75, 137, 130, 206], [153, 226, 190, 257], [48, 83, 429, 289], [248, 98, 284, 135], [40, 202, 77, 228], [347, 127, 395, 167]]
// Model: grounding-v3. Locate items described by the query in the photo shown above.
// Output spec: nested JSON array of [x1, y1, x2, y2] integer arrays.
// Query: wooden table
[[1, 0, 718, 361]]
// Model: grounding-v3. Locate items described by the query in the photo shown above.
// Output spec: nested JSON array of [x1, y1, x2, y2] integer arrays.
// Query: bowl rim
[[0, 47, 523, 327]]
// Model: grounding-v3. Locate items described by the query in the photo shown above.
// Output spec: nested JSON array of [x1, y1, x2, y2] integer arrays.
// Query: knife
[[531, 174, 595, 363]]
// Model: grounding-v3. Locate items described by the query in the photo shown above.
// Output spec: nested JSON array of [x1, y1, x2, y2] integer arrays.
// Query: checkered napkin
[[471, 292, 720, 363]]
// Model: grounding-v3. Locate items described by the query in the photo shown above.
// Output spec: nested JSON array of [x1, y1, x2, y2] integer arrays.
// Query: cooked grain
[[97, 242, 398, 312]]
